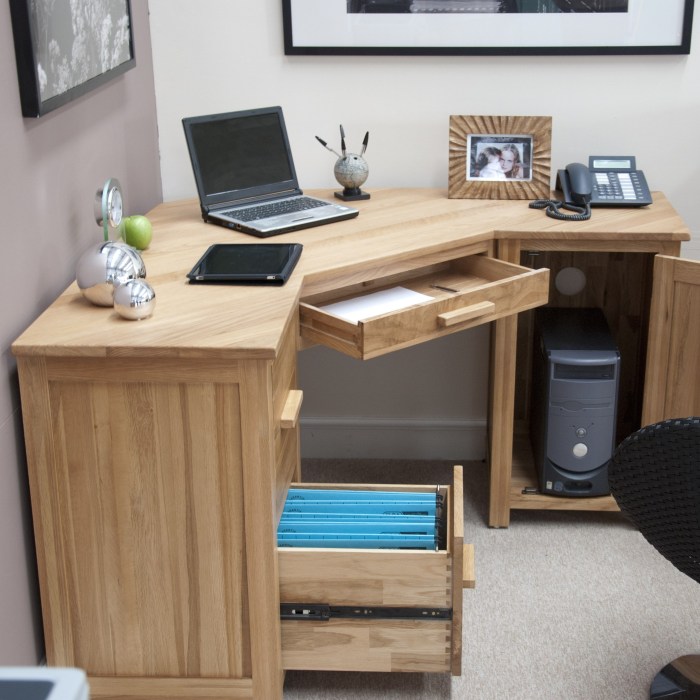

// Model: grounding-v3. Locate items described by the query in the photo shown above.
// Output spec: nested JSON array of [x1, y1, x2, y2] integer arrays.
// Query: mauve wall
[[0, 1, 162, 663]]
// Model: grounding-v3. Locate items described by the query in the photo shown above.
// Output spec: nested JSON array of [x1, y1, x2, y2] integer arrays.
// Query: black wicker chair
[[609, 417, 700, 699]]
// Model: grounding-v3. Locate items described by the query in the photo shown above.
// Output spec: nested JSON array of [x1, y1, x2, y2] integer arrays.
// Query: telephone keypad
[[594, 171, 645, 202]]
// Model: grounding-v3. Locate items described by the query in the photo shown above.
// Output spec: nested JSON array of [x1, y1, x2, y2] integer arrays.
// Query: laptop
[[182, 106, 359, 237]]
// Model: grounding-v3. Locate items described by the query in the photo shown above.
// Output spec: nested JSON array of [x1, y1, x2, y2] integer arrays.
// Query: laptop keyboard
[[222, 197, 326, 222]]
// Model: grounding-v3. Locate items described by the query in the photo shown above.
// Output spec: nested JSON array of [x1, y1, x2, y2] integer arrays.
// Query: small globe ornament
[[334, 154, 370, 201], [76, 241, 147, 307], [113, 279, 156, 320]]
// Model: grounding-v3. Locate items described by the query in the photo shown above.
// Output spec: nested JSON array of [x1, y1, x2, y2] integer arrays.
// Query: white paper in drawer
[[322, 286, 431, 323]]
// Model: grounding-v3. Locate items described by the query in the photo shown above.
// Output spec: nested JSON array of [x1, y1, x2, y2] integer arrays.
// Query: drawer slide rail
[[280, 604, 452, 621]]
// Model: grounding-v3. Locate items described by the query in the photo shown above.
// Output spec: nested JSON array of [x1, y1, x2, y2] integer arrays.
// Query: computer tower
[[530, 308, 620, 497]]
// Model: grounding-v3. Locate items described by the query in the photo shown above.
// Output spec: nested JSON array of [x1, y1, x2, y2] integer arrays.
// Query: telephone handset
[[530, 155, 652, 221], [559, 156, 652, 207], [557, 162, 593, 207]]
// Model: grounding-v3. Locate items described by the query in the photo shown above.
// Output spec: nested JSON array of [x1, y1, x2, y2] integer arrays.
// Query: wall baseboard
[[300, 417, 487, 460]]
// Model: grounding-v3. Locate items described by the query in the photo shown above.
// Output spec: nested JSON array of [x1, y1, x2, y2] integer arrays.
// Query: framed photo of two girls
[[448, 115, 552, 201]]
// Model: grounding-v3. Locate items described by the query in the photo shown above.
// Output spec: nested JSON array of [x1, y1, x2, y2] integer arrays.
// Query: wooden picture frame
[[448, 115, 552, 201], [9, 0, 135, 118]]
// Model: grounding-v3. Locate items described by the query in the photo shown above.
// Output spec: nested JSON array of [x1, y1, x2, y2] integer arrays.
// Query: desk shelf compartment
[[278, 466, 473, 675], [300, 254, 549, 359], [509, 422, 620, 513]]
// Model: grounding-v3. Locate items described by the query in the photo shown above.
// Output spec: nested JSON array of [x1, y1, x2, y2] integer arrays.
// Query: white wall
[[149, 0, 700, 459]]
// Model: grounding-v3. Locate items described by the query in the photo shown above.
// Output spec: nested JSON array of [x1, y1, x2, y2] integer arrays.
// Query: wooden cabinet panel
[[18, 358, 251, 679], [643, 256, 700, 424]]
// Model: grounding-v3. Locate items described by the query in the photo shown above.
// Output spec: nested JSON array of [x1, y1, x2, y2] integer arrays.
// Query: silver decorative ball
[[113, 279, 156, 320], [334, 154, 369, 190], [76, 241, 146, 307]]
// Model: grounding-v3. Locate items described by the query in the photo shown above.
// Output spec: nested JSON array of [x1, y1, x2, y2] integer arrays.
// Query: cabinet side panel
[[16, 358, 75, 667], [644, 257, 700, 423], [41, 373, 250, 679], [239, 362, 284, 700], [659, 267, 700, 418], [273, 318, 301, 517]]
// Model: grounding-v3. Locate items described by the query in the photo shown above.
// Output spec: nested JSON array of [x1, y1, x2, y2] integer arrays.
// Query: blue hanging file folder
[[278, 486, 444, 549]]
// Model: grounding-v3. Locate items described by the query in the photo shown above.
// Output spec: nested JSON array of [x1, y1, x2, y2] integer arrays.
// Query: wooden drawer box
[[278, 466, 474, 675], [300, 254, 549, 359]]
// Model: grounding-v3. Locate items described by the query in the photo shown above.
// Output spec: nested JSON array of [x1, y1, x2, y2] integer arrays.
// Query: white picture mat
[[322, 286, 433, 323], [289, 1, 686, 49]]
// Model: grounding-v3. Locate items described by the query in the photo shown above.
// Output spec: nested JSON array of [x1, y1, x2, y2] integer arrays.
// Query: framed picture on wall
[[448, 115, 552, 200], [282, 0, 694, 56], [9, 0, 135, 118]]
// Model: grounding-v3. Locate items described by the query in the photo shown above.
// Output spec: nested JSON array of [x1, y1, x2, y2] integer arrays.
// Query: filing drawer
[[278, 466, 474, 675], [299, 254, 549, 359]]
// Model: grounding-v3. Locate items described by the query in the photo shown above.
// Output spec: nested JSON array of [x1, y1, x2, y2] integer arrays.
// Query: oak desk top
[[13, 188, 690, 361]]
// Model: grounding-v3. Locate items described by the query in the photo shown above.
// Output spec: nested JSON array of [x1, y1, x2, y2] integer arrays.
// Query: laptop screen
[[183, 107, 299, 207]]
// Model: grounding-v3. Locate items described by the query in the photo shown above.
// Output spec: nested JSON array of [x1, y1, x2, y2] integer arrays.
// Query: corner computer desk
[[13, 189, 695, 699]]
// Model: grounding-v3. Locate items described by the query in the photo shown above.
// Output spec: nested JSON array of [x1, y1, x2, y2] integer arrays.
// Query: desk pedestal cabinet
[[12, 189, 696, 698], [492, 246, 700, 527], [16, 318, 302, 699], [15, 330, 472, 697]]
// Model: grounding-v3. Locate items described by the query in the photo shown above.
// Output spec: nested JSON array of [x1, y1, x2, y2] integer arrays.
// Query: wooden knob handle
[[281, 390, 303, 429]]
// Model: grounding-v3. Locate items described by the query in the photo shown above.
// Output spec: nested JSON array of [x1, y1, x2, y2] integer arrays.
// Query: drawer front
[[281, 618, 452, 673], [300, 255, 549, 359], [278, 466, 470, 674]]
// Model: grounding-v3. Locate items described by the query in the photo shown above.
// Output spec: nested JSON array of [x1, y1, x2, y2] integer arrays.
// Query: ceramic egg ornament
[[76, 241, 146, 307], [334, 154, 369, 199], [316, 126, 370, 201]]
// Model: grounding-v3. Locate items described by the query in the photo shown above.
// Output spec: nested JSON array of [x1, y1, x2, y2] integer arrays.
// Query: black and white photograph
[[467, 135, 532, 182], [283, 0, 692, 55], [346, 1, 629, 14], [10, 0, 135, 117]]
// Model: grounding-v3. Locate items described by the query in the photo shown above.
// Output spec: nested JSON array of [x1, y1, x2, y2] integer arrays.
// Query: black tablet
[[186, 243, 303, 284]]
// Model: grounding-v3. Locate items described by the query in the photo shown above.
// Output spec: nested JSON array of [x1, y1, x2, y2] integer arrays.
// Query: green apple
[[123, 215, 153, 250]]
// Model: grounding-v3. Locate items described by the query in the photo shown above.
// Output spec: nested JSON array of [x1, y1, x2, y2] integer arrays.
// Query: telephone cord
[[529, 199, 592, 221]]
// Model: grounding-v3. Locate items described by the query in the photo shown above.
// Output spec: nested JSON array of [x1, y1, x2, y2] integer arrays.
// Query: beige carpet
[[282, 459, 700, 700]]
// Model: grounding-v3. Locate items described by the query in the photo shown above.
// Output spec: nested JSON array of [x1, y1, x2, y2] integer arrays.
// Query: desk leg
[[241, 362, 285, 700], [488, 314, 517, 527], [489, 237, 523, 528]]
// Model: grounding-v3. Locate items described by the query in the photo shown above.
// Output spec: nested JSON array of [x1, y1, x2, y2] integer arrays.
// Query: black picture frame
[[10, 0, 136, 118], [282, 0, 694, 56]]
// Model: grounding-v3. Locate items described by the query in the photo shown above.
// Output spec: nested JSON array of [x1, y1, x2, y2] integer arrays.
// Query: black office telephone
[[530, 156, 652, 221], [559, 156, 652, 208]]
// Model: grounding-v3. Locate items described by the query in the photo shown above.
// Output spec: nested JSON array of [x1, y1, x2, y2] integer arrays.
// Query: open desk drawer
[[300, 254, 549, 359], [278, 466, 474, 675]]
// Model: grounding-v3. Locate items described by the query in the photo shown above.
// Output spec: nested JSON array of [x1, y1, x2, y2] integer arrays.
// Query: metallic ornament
[[76, 241, 146, 307], [113, 279, 156, 320]]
